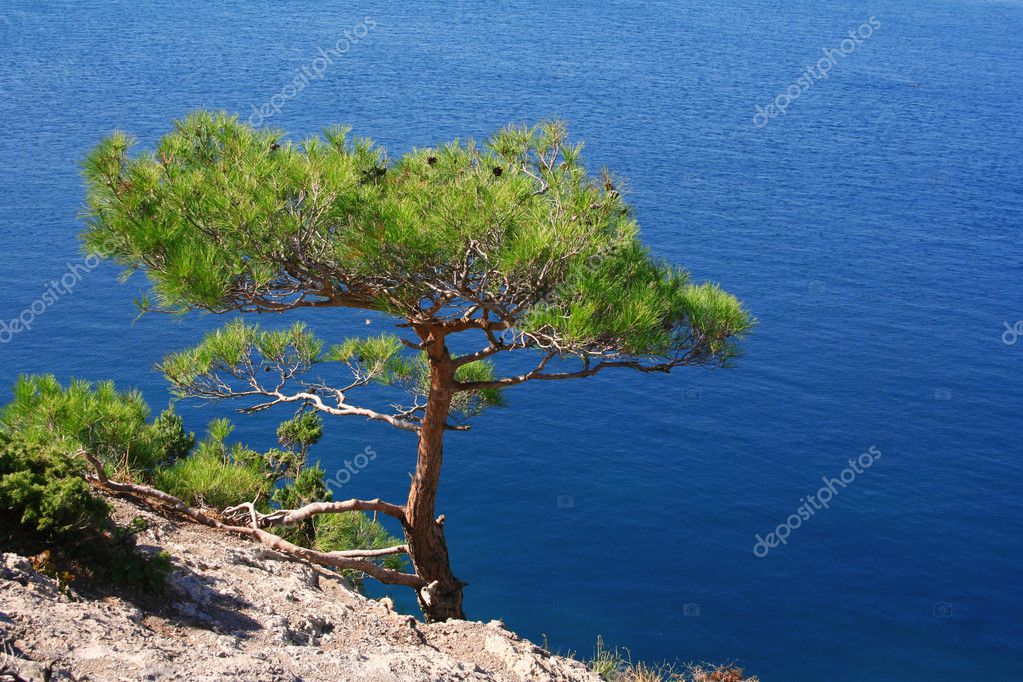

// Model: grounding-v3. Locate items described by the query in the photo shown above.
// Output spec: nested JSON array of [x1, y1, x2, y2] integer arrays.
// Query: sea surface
[[1, 1, 1021, 679]]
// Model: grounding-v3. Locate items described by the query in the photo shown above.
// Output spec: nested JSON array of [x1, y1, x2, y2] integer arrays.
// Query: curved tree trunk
[[404, 329, 466, 621]]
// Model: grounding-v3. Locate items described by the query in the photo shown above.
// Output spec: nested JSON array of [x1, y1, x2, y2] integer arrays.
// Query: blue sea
[[1, 1, 1021, 679]]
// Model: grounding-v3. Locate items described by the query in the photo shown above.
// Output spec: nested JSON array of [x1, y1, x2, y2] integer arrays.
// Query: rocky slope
[[0, 495, 598, 681]]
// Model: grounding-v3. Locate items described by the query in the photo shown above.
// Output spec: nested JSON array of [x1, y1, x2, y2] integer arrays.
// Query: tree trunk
[[404, 329, 466, 621]]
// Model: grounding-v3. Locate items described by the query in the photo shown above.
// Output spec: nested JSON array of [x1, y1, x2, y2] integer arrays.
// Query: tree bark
[[404, 328, 466, 621]]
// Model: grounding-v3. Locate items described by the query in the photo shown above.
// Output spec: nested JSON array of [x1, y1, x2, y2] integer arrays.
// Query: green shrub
[[0, 433, 108, 537], [0, 433, 170, 592], [314, 507, 406, 583], [155, 450, 268, 509], [0, 376, 399, 594], [150, 407, 195, 465], [0, 374, 194, 479], [314, 510, 404, 560], [276, 412, 324, 454], [155, 420, 268, 508], [273, 462, 330, 546], [273, 462, 329, 508]]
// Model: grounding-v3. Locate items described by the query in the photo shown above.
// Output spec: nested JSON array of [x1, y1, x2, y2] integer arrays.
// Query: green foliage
[[0, 433, 170, 593], [327, 334, 404, 374], [154, 420, 269, 509], [150, 406, 196, 464], [0, 374, 194, 479], [81, 111, 385, 311], [259, 454, 404, 578], [155, 450, 268, 509], [0, 433, 108, 537], [329, 336, 502, 417], [313, 508, 406, 580], [0, 374, 394, 593], [153, 421, 260, 507], [276, 412, 323, 451], [523, 241, 751, 361], [162, 321, 506, 422], [160, 319, 322, 394], [82, 111, 751, 364], [272, 462, 329, 546], [273, 462, 329, 509], [452, 360, 504, 417]]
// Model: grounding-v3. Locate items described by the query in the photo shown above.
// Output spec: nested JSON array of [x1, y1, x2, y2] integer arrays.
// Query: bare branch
[[453, 355, 691, 392], [80, 451, 426, 590], [225, 498, 407, 526], [324, 545, 409, 559], [249, 390, 423, 433]]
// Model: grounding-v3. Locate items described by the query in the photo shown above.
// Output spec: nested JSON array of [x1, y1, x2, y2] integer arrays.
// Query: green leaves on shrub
[[276, 412, 324, 457], [0, 374, 194, 479], [0, 433, 108, 537], [155, 450, 268, 509], [154, 420, 269, 509], [0, 434, 170, 593], [0, 374, 399, 592], [313, 508, 406, 583]]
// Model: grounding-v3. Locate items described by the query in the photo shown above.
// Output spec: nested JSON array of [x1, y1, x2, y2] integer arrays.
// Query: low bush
[[0, 433, 108, 537], [155, 420, 269, 509], [0, 374, 193, 480], [155, 450, 268, 509], [585, 636, 759, 682], [1, 376, 403, 593], [314, 509, 403, 561], [0, 433, 171, 592], [312, 505, 406, 585]]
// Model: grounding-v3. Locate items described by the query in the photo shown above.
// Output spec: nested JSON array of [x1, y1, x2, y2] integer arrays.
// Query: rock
[[0, 495, 598, 681]]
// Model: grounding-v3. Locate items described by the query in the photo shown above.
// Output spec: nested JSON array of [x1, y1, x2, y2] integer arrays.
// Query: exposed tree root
[[81, 451, 427, 590]]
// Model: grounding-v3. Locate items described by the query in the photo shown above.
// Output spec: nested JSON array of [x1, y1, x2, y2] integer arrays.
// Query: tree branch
[[224, 498, 407, 526], [243, 390, 422, 433], [327, 545, 409, 559], [79, 450, 426, 589], [453, 355, 690, 391]]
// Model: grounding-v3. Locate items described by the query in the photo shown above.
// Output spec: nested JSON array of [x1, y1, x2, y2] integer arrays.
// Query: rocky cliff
[[0, 495, 598, 682]]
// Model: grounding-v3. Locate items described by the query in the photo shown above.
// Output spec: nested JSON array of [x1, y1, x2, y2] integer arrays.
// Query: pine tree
[[82, 111, 753, 620]]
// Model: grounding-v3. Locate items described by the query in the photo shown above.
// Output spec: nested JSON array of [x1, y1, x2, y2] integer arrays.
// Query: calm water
[[2, 1, 1021, 679]]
